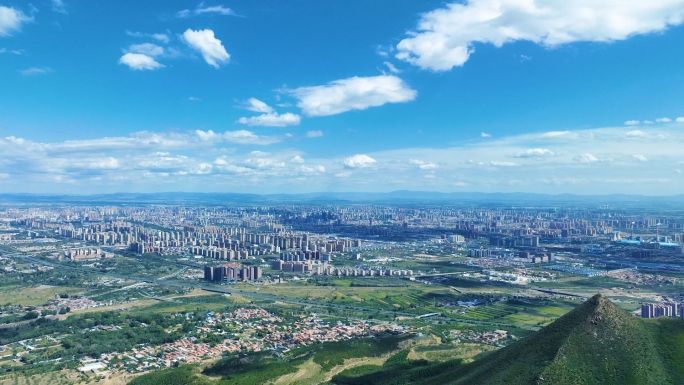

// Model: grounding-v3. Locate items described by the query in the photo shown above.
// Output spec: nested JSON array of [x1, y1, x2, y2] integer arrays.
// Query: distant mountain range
[[1, 191, 684, 205]]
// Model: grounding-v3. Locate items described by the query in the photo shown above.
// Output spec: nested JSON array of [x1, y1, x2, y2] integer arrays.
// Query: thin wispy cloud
[[176, 4, 237, 18], [20, 67, 53, 76]]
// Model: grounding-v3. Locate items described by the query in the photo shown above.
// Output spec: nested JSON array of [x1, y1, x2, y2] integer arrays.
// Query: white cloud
[[409, 159, 438, 170], [0, 48, 23, 54], [242, 158, 285, 169], [177, 5, 236, 17], [344, 154, 376, 168], [306, 130, 323, 138], [118, 53, 164, 70], [573, 153, 611, 163], [625, 130, 648, 138], [221, 130, 282, 145], [383, 61, 402, 73], [288, 75, 417, 117], [51, 0, 67, 14], [20, 67, 53, 76], [644, 120, 655, 124], [242, 98, 274, 113], [237, 113, 301, 127], [481, 132, 492, 138], [676, 169, 682, 174], [127, 43, 164, 57], [300, 165, 325, 173], [624, 120, 640, 125], [0, 6, 32, 37], [6, 124, 684, 193], [182, 29, 229, 68], [126, 30, 170, 43], [633, 154, 649, 161], [677, 117, 684, 123], [188, 96, 200, 101], [511, 148, 556, 158], [539, 131, 576, 139], [574, 153, 597, 163], [656, 117, 672, 123], [488, 161, 517, 167], [396, 0, 684, 71], [194, 129, 282, 145]]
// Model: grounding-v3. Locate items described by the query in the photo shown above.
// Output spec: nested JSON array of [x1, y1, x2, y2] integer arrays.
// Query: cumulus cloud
[[625, 120, 640, 125], [633, 154, 649, 161], [511, 148, 556, 158], [288, 75, 417, 117], [656, 117, 672, 123], [126, 30, 170, 43], [343, 154, 376, 168], [0, 6, 32, 37], [242, 158, 285, 169], [306, 130, 323, 138], [335, 171, 352, 178], [290, 155, 305, 163], [118, 53, 164, 70], [481, 132, 492, 138], [177, 4, 236, 17], [396, 0, 684, 71], [677, 117, 684, 123], [182, 29, 229, 68], [20, 67, 53, 76], [237, 99, 300, 126]]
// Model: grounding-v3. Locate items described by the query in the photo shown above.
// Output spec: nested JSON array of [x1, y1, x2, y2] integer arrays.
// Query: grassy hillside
[[332, 294, 684, 385]]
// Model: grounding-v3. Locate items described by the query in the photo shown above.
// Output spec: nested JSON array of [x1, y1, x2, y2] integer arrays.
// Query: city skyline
[[3, 1, 684, 194]]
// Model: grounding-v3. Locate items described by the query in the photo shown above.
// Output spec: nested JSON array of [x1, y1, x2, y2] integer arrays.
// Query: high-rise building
[[641, 303, 653, 318]]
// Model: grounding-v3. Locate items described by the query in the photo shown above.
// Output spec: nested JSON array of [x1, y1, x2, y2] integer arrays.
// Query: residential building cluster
[[641, 302, 684, 318], [98, 308, 408, 371], [65, 247, 112, 261], [203, 264, 263, 282]]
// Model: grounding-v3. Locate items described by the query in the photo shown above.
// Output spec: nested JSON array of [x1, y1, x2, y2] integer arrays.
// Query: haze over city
[[2, 1, 684, 194]]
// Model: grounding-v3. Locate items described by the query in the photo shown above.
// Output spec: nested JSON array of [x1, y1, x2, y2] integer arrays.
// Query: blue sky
[[2, 0, 684, 195]]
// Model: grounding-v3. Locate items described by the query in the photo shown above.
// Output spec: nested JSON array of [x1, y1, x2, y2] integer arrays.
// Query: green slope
[[423, 294, 676, 385], [334, 294, 684, 385]]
